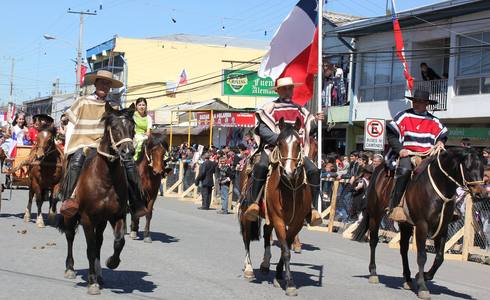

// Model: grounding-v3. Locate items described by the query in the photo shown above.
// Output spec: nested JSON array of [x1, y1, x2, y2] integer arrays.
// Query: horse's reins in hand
[[97, 127, 133, 162]]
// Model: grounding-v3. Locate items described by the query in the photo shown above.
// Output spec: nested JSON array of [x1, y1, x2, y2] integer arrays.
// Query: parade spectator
[[195, 152, 217, 210], [482, 148, 489, 166], [372, 154, 384, 168], [420, 62, 441, 81], [216, 156, 234, 214], [460, 138, 471, 148], [350, 164, 374, 220]]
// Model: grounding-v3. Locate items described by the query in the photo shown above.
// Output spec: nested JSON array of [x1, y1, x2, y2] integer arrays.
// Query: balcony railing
[[413, 79, 448, 111]]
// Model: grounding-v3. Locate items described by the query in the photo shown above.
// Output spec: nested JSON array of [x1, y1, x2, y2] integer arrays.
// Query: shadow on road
[[353, 274, 473, 299], [271, 240, 321, 252], [142, 232, 180, 243], [77, 268, 157, 294], [0, 212, 25, 219], [251, 262, 323, 289]]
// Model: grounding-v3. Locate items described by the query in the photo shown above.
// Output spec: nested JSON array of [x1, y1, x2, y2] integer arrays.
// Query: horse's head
[[101, 102, 136, 162], [275, 117, 303, 181], [145, 132, 169, 175], [449, 147, 487, 200], [34, 126, 56, 160]]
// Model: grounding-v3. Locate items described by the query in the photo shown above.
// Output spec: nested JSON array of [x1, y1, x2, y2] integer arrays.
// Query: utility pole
[[9, 58, 15, 104], [68, 8, 97, 95]]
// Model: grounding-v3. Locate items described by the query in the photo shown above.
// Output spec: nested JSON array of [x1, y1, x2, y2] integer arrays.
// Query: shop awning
[[196, 111, 255, 128]]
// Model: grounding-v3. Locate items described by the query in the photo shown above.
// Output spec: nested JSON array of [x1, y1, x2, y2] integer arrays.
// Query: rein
[[97, 127, 133, 162]]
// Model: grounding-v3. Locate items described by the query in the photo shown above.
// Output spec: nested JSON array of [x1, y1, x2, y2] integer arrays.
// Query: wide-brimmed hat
[[405, 90, 438, 105], [271, 77, 303, 90], [84, 70, 123, 88]]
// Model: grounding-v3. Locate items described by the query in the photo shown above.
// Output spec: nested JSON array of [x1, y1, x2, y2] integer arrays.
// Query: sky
[[0, 0, 443, 104]]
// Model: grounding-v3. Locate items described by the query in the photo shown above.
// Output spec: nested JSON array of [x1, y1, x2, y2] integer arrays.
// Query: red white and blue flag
[[390, 0, 413, 92], [258, 0, 319, 106], [178, 69, 188, 85]]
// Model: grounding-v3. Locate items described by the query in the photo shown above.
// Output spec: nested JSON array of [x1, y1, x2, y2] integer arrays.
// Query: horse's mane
[[135, 131, 169, 163], [277, 123, 299, 141], [101, 106, 135, 128]]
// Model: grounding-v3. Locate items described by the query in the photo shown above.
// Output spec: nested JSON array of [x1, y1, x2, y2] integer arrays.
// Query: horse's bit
[[97, 127, 133, 162]]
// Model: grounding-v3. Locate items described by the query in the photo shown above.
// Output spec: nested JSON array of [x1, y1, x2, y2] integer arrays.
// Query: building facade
[[330, 0, 490, 152]]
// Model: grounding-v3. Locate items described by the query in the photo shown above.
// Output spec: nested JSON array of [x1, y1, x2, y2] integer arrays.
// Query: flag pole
[[316, 0, 323, 213]]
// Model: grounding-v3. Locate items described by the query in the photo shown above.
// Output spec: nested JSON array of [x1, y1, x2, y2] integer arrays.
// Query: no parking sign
[[364, 118, 385, 151]]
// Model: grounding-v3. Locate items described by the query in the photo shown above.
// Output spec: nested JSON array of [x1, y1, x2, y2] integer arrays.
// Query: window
[[456, 31, 490, 95], [358, 50, 406, 102]]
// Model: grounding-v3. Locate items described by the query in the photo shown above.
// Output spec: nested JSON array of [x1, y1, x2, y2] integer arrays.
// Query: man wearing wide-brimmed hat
[[242, 77, 324, 226], [387, 90, 448, 222], [60, 70, 148, 218]]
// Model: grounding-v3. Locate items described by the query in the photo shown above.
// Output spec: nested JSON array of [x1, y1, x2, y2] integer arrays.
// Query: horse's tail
[[239, 210, 261, 241], [351, 210, 369, 242]]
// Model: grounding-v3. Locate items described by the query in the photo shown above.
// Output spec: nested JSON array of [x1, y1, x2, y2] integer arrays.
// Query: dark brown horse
[[352, 147, 486, 299], [58, 103, 136, 295], [239, 118, 312, 296], [25, 127, 63, 227], [130, 132, 169, 243]]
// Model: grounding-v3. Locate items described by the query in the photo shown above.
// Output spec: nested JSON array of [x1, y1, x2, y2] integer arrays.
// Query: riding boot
[[122, 158, 149, 218], [304, 159, 323, 226], [60, 149, 85, 218], [388, 167, 411, 222], [243, 163, 268, 222]]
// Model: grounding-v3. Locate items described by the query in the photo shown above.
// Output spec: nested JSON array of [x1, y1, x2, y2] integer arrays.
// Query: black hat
[[405, 90, 438, 105]]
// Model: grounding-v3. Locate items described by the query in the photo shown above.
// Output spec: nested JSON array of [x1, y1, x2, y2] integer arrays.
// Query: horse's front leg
[[83, 222, 100, 295], [63, 217, 77, 280], [106, 217, 125, 270], [129, 213, 140, 240], [260, 224, 273, 274], [95, 222, 107, 286], [35, 190, 46, 228], [425, 229, 448, 281], [241, 219, 254, 280], [24, 189, 34, 222], [48, 189, 57, 225], [143, 199, 155, 243], [399, 223, 414, 289], [368, 215, 381, 284], [415, 222, 430, 300]]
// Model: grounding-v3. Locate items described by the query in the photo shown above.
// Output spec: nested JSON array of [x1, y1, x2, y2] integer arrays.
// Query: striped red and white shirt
[[388, 108, 447, 153]]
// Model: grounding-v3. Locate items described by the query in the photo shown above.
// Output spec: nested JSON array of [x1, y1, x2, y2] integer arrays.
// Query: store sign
[[223, 69, 277, 97], [364, 118, 385, 151], [448, 127, 490, 140], [196, 111, 255, 128]]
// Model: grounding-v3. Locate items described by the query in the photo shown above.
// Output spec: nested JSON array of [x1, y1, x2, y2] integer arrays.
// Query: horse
[[25, 126, 63, 227], [352, 147, 486, 300], [129, 131, 169, 243], [239, 117, 312, 297], [58, 103, 137, 295]]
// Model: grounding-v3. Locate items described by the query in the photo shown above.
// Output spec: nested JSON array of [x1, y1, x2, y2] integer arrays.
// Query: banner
[[196, 111, 255, 128], [222, 69, 277, 97]]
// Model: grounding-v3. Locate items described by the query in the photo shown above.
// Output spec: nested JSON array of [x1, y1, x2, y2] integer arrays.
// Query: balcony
[[413, 79, 448, 111]]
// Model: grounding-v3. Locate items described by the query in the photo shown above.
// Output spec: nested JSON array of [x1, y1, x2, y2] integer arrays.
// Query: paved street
[[0, 188, 489, 300]]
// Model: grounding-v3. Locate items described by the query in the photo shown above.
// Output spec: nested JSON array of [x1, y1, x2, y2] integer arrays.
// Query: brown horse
[[352, 147, 486, 299], [25, 127, 63, 227], [239, 118, 312, 296], [58, 103, 136, 295], [130, 131, 169, 243]]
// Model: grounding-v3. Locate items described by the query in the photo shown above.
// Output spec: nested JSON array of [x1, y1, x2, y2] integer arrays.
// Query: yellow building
[[86, 34, 271, 111]]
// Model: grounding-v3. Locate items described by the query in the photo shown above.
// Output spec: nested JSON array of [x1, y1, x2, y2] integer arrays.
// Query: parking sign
[[364, 118, 385, 151]]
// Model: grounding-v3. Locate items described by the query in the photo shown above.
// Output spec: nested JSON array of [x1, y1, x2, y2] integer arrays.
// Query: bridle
[[270, 146, 306, 192], [144, 143, 166, 172], [34, 132, 57, 161], [97, 127, 133, 162]]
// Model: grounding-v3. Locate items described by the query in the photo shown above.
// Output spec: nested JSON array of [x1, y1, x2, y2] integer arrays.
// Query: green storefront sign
[[223, 69, 277, 97], [448, 127, 490, 140]]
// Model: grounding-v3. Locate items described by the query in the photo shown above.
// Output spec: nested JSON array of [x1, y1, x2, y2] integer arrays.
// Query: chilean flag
[[259, 0, 318, 106], [390, 0, 413, 92]]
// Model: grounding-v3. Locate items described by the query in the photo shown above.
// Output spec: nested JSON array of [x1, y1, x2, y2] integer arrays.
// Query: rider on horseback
[[243, 77, 323, 226], [387, 90, 447, 222], [60, 70, 148, 218]]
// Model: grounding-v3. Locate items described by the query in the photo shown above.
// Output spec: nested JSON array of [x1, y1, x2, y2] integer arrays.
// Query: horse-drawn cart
[[2, 145, 32, 201]]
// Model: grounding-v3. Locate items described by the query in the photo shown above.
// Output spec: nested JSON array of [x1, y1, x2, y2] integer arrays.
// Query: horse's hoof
[[23, 212, 31, 223], [36, 216, 45, 228], [87, 283, 101, 295], [418, 290, 431, 300], [403, 281, 413, 290], [243, 269, 255, 280], [64, 269, 76, 279], [129, 231, 138, 240], [260, 265, 270, 274], [143, 236, 152, 243], [368, 275, 379, 284], [285, 287, 298, 297], [106, 256, 120, 270], [273, 278, 282, 288]]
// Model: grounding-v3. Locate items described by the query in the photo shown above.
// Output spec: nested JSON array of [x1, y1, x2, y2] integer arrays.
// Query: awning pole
[[317, 0, 324, 213], [187, 110, 191, 146], [169, 111, 173, 148], [209, 110, 214, 147]]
